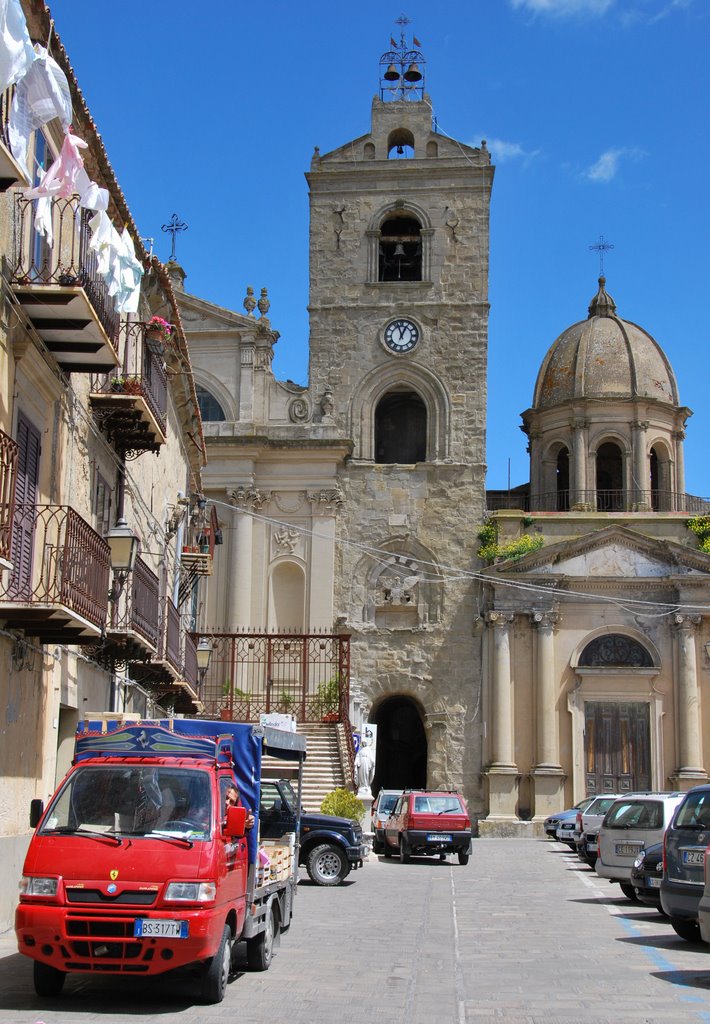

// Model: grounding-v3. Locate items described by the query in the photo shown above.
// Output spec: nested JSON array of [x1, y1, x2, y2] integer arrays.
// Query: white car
[[596, 792, 684, 900]]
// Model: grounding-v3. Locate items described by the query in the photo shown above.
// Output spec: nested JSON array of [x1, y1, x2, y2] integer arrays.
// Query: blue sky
[[51, 0, 709, 492]]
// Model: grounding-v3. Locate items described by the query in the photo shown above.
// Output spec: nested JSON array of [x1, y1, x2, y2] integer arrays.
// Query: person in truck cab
[[225, 784, 255, 829]]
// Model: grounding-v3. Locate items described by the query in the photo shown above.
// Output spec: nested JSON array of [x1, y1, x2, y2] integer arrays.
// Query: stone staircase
[[262, 722, 346, 813]]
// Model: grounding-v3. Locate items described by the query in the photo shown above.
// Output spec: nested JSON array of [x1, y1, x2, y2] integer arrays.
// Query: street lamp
[[196, 636, 212, 692], [106, 517, 139, 601]]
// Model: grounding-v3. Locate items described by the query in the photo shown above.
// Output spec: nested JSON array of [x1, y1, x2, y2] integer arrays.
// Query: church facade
[[178, 39, 710, 827]]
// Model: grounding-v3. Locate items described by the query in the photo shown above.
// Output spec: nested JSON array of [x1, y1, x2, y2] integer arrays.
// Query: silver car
[[596, 792, 684, 899], [371, 789, 402, 855]]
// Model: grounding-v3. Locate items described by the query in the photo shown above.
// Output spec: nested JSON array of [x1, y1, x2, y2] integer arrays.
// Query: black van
[[660, 784, 710, 942]]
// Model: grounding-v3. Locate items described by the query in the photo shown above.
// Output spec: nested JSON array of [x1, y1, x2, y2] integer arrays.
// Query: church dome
[[532, 278, 679, 410]]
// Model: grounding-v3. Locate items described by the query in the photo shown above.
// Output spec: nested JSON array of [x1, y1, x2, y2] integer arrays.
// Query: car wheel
[[383, 841, 393, 858], [670, 917, 701, 942], [201, 924, 232, 1004], [439, 852, 447, 861], [372, 837, 382, 855], [306, 843, 350, 885], [457, 851, 470, 866], [399, 835, 410, 863], [33, 960, 66, 997], [247, 901, 279, 971], [620, 882, 639, 902]]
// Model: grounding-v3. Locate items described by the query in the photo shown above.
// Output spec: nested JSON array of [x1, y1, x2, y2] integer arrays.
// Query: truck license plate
[[134, 918, 188, 939], [682, 850, 705, 866], [428, 834, 451, 843], [615, 843, 641, 856]]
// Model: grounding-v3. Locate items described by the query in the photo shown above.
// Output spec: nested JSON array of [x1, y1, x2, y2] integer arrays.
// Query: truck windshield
[[40, 765, 213, 841]]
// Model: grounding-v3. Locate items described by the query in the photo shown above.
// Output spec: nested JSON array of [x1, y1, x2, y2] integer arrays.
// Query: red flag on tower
[[390, 36, 397, 47], [413, 35, 422, 46]]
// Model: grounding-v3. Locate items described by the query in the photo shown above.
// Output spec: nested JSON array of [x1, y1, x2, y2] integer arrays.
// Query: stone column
[[227, 487, 255, 630], [484, 612, 519, 821], [632, 421, 650, 510], [672, 614, 707, 787], [530, 612, 565, 820], [307, 488, 343, 629], [571, 418, 589, 510], [673, 429, 686, 506]]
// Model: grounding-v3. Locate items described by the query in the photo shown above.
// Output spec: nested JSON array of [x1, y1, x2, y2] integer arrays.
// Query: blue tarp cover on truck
[[77, 719, 305, 863]]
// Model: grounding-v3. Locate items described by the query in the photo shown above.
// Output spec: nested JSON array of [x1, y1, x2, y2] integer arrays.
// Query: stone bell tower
[[305, 27, 495, 813]]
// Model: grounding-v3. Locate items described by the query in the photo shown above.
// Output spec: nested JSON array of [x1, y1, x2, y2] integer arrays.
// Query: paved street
[[2, 839, 710, 1023]]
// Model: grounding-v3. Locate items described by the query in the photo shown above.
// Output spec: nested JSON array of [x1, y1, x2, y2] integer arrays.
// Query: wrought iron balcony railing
[[10, 193, 120, 371], [90, 323, 168, 455], [0, 504, 111, 641], [106, 556, 159, 660], [0, 428, 18, 566], [486, 489, 710, 515]]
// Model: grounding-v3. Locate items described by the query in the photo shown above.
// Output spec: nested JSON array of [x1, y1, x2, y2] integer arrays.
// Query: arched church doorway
[[371, 696, 427, 794]]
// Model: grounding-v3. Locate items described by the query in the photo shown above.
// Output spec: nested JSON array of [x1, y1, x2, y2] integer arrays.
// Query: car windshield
[[587, 797, 617, 816], [413, 796, 462, 814], [604, 800, 662, 829], [378, 794, 399, 815], [675, 792, 710, 829], [40, 765, 213, 841]]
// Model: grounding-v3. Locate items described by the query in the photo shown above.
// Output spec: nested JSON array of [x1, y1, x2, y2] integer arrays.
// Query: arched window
[[579, 634, 653, 668], [387, 128, 415, 159], [196, 385, 226, 422], [596, 441, 624, 511], [375, 391, 426, 464], [650, 444, 672, 510], [378, 215, 422, 282], [556, 447, 569, 511]]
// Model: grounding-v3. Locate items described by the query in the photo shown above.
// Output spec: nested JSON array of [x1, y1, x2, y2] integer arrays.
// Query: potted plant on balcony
[[145, 316, 172, 356]]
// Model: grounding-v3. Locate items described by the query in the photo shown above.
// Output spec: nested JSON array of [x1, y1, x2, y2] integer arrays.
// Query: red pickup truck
[[15, 718, 306, 1003]]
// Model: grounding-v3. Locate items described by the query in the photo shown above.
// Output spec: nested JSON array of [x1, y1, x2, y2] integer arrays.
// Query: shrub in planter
[[320, 787, 364, 820]]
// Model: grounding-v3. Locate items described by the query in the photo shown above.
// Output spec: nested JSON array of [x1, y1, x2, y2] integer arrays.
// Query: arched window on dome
[[196, 385, 226, 423], [596, 442, 624, 511], [378, 215, 422, 282], [375, 390, 427, 464], [556, 447, 569, 511]]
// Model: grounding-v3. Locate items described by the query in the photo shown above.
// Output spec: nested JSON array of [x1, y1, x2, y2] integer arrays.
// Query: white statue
[[355, 733, 375, 793]]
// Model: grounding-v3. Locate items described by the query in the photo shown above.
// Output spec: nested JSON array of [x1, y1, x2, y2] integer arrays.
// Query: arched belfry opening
[[372, 696, 427, 793], [375, 390, 426, 463], [387, 128, 415, 159], [378, 215, 422, 281], [596, 441, 624, 511]]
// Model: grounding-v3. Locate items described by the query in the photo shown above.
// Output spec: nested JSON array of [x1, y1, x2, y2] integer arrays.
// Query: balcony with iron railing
[[178, 505, 221, 604], [9, 193, 120, 371], [0, 428, 18, 569], [0, 86, 31, 189], [105, 556, 160, 662], [89, 322, 168, 454], [486, 489, 710, 515], [0, 504, 111, 642]]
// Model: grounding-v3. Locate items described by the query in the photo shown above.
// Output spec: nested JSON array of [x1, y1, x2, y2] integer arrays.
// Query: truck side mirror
[[224, 805, 246, 838], [29, 799, 44, 829]]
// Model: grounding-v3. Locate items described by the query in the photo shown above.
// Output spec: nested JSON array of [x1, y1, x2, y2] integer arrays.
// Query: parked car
[[544, 798, 594, 846], [574, 795, 623, 866], [371, 789, 402, 854], [596, 792, 684, 900], [662, 784, 710, 942], [383, 790, 472, 864], [630, 842, 665, 912]]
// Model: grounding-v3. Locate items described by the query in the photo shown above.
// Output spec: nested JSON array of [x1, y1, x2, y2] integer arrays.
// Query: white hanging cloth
[[8, 44, 71, 179], [113, 229, 143, 314], [0, 0, 36, 94]]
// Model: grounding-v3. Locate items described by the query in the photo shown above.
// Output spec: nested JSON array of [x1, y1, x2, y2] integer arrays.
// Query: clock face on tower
[[383, 317, 420, 354]]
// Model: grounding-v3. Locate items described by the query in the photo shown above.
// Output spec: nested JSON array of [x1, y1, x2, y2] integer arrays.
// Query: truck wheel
[[457, 851, 470, 866], [247, 902, 279, 970], [34, 960, 66, 997], [200, 924, 232, 1004], [399, 836, 410, 863], [306, 843, 350, 885]]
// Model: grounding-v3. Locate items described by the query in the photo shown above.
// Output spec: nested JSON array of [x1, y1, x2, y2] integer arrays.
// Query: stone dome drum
[[532, 278, 679, 410]]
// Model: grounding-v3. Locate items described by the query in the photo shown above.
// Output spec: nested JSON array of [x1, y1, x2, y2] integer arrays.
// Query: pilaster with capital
[[530, 611, 565, 818], [486, 611, 516, 768], [632, 421, 650, 510], [570, 418, 589, 509], [672, 614, 707, 783], [226, 487, 272, 630]]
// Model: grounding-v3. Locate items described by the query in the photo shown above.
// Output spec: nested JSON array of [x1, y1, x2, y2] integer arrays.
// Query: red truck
[[15, 717, 306, 1003]]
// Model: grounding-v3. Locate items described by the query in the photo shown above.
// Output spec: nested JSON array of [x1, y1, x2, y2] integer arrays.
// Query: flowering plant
[[146, 316, 172, 341]]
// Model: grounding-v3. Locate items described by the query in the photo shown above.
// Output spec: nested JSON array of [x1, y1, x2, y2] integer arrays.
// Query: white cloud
[[510, 0, 615, 15], [584, 147, 645, 183], [473, 136, 540, 165]]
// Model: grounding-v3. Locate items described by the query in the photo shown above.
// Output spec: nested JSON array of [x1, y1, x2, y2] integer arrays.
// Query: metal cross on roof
[[589, 234, 614, 276], [162, 213, 188, 262]]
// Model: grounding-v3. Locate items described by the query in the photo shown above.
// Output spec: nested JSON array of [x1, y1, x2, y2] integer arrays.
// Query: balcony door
[[584, 701, 650, 795], [8, 413, 40, 600]]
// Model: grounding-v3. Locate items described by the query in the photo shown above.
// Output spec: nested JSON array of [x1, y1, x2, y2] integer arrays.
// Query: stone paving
[[2, 839, 710, 1022]]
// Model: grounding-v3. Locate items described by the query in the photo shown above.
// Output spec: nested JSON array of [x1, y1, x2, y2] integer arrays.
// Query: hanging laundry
[[0, 0, 36, 94], [113, 229, 143, 314], [8, 44, 71, 179], [33, 193, 52, 247], [75, 167, 108, 212], [25, 130, 87, 199]]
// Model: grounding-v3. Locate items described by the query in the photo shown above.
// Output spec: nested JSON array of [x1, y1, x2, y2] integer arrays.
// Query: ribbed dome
[[532, 278, 679, 410]]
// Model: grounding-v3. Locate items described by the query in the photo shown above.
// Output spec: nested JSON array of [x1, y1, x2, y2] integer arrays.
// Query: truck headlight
[[20, 876, 59, 897], [164, 881, 216, 902]]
